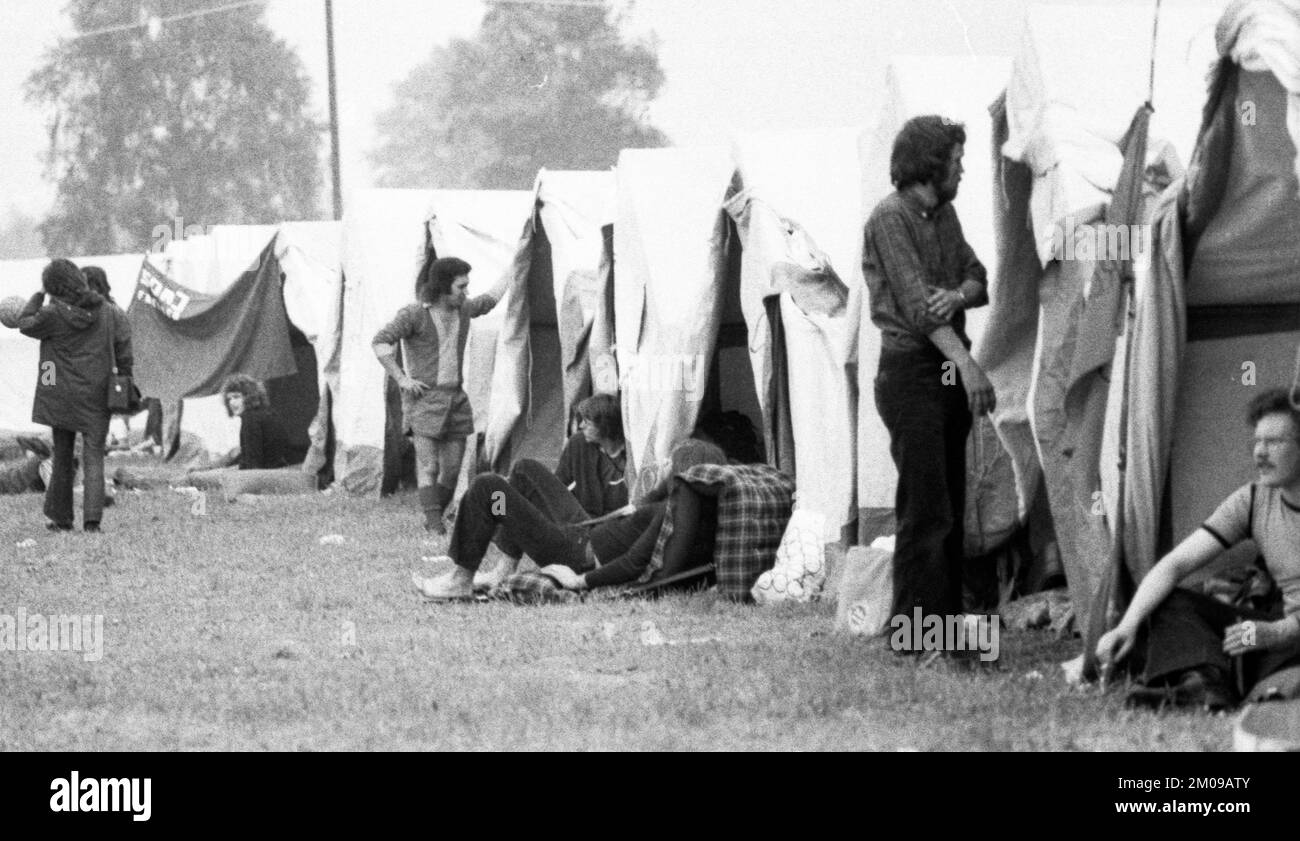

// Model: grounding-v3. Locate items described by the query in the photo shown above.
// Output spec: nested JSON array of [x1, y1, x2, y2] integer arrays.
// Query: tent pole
[[325, 0, 343, 221]]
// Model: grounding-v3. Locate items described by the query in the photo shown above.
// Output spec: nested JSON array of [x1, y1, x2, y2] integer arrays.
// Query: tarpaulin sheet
[[129, 238, 296, 405]]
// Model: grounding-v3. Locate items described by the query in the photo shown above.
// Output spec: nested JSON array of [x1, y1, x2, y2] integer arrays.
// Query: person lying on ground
[[0, 435, 121, 509], [1096, 388, 1300, 711], [540, 439, 797, 600], [0, 436, 52, 495], [412, 439, 727, 600], [373, 255, 508, 534]]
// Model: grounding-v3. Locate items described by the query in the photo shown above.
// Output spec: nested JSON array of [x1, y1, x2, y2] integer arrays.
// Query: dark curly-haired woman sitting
[[219, 374, 307, 470]]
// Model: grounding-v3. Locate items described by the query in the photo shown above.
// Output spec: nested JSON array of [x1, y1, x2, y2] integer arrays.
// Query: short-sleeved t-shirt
[[1202, 483, 1300, 617]]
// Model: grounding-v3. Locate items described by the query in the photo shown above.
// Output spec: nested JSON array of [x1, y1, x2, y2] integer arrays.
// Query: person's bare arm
[[1095, 528, 1225, 667], [928, 325, 995, 416]]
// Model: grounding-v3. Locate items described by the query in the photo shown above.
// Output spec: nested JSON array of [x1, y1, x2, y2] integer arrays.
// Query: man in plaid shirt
[[863, 115, 996, 642]]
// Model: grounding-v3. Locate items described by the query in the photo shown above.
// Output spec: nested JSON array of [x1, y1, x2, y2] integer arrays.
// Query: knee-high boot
[[419, 485, 444, 534], [431, 483, 456, 534]]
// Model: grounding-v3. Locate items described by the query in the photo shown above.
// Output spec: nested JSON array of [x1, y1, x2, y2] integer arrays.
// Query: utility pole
[[325, 0, 343, 220]]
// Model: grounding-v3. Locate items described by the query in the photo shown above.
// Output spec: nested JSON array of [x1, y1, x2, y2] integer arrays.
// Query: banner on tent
[[133, 259, 193, 320]]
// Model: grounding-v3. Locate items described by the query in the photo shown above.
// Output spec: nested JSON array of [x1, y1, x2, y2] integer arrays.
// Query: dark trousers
[[1143, 589, 1300, 696], [492, 460, 591, 560], [875, 347, 972, 620], [46, 424, 107, 528], [448, 471, 589, 573], [659, 482, 717, 579]]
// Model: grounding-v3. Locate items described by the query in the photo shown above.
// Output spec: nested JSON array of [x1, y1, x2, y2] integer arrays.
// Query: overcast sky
[[0, 0, 1195, 224]]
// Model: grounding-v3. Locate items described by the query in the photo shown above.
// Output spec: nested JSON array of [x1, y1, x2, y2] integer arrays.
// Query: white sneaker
[[411, 570, 472, 601]]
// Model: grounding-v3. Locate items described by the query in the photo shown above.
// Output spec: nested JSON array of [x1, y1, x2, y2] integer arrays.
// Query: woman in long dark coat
[[13, 259, 133, 532]]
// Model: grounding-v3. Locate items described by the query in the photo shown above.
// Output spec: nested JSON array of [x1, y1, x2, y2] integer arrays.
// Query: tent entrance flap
[[698, 227, 764, 465]]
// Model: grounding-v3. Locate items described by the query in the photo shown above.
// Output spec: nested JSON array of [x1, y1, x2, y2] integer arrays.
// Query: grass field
[[0, 457, 1236, 751]]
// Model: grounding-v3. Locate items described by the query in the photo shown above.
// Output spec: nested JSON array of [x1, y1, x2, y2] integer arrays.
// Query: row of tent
[[1, 1, 1296, 636]]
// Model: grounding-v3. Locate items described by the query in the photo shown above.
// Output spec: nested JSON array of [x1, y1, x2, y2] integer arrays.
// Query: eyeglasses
[[1253, 436, 1300, 450]]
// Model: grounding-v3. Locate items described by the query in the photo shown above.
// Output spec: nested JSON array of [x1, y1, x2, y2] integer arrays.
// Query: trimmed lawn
[[0, 459, 1233, 751]]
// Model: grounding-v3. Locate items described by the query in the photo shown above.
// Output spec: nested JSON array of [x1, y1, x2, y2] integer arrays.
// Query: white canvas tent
[[614, 146, 764, 497], [0, 253, 146, 433], [335, 188, 534, 495], [483, 169, 615, 472], [726, 128, 863, 542], [982, 1, 1225, 631], [144, 221, 343, 464]]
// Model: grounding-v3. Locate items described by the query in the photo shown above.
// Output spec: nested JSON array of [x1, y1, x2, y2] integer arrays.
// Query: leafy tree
[[0, 208, 46, 259], [371, 1, 667, 189], [27, 0, 323, 255]]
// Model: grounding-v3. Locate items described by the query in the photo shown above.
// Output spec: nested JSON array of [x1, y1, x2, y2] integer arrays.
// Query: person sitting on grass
[[1096, 388, 1300, 711], [469, 392, 630, 590], [185, 374, 307, 490], [556, 392, 628, 518], [413, 439, 727, 601], [221, 374, 307, 470]]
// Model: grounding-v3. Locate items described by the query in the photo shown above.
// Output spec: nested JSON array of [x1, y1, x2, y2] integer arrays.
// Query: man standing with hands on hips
[[373, 255, 506, 534], [862, 115, 996, 652]]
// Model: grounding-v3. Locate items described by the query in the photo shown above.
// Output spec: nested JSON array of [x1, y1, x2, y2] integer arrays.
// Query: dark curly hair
[[415, 255, 472, 304], [1246, 387, 1300, 432], [890, 115, 966, 191], [220, 373, 270, 416], [41, 258, 102, 309]]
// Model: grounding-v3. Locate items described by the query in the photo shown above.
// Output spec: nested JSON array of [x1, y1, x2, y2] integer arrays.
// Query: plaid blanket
[[496, 571, 582, 605], [647, 463, 796, 600]]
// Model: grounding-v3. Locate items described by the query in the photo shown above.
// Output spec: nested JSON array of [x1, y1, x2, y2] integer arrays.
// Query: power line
[[72, 1, 267, 40], [485, 0, 612, 8]]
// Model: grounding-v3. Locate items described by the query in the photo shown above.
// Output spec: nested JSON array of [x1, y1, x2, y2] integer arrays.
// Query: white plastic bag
[[833, 545, 894, 637], [752, 509, 827, 604]]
